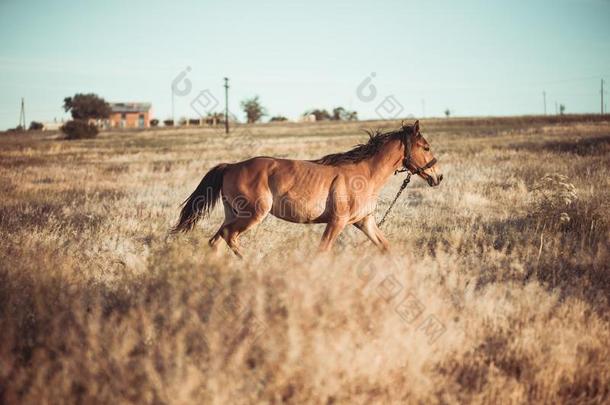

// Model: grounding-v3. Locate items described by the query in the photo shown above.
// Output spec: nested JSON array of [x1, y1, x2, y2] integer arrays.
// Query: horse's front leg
[[353, 214, 390, 253], [318, 220, 347, 252]]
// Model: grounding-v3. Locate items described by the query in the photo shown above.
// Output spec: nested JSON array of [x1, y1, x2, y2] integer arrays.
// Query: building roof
[[110, 102, 151, 113]]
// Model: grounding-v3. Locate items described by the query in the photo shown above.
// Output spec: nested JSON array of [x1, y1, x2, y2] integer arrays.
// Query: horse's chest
[[348, 195, 378, 221]]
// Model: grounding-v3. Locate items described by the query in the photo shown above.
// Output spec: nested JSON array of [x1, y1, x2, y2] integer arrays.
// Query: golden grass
[[0, 116, 609, 403]]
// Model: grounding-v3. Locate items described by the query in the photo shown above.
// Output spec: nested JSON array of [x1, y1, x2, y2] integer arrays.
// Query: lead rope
[[377, 172, 412, 228]]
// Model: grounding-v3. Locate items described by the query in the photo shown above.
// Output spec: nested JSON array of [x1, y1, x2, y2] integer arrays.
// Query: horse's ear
[[413, 120, 420, 134]]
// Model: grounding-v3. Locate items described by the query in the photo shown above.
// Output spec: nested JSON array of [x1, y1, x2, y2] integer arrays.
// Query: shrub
[[28, 121, 43, 131], [61, 120, 98, 140], [531, 173, 578, 227], [150, 119, 159, 127], [269, 116, 288, 122], [163, 119, 174, 127]]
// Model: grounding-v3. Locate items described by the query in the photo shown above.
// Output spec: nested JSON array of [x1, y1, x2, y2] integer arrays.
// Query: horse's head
[[402, 120, 443, 187]]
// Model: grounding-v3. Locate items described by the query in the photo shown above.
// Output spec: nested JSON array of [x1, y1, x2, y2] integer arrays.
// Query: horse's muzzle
[[427, 174, 443, 187]]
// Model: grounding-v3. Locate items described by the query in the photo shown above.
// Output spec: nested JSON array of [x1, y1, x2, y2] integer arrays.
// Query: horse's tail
[[171, 163, 227, 233]]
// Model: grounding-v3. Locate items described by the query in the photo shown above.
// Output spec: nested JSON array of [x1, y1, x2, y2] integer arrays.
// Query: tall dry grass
[[0, 116, 609, 403]]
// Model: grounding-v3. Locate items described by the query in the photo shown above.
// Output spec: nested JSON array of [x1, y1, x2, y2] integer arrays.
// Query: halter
[[394, 130, 437, 177], [377, 129, 437, 227]]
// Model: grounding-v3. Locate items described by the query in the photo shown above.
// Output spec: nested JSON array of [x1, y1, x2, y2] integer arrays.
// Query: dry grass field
[[0, 116, 609, 404]]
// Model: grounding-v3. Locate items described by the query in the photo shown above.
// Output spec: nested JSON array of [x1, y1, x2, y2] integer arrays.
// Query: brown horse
[[172, 120, 442, 257]]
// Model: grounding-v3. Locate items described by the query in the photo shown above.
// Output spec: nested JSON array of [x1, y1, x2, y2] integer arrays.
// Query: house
[[298, 113, 316, 123], [42, 120, 64, 131], [105, 102, 152, 129]]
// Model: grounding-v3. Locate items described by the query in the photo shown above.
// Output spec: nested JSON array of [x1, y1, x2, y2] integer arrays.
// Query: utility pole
[[18, 98, 26, 131], [171, 88, 175, 124], [421, 99, 426, 118], [224, 77, 229, 134], [601, 79, 605, 115], [542, 91, 546, 115], [555, 101, 558, 115]]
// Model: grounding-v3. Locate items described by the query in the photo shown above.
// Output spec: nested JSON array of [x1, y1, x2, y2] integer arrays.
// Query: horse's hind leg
[[209, 200, 234, 249], [220, 218, 256, 258], [216, 195, 272, 258]]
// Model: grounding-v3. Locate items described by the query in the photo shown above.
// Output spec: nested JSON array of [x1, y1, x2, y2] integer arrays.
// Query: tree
[[240, 96, 267, 123], [163, 119, 174, 127], [28, 121, 43, 131], [444, 109, 451, 118], [306, 109, 332, 121], [150, 119, 159, 127], [332, 107, 345, 120], [332, 107, 358, 121], [559, 104, 566, 115], [63, 93, 111, 120]]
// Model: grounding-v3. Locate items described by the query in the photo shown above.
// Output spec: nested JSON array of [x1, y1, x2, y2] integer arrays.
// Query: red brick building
[[105, 102, 152, 129]]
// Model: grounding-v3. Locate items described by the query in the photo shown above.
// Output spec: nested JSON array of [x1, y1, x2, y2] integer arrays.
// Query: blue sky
[[0, 0, 609, 129]]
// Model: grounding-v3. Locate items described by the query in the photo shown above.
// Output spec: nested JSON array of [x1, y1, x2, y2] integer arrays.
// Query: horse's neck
[[358, 139, 404, 191]]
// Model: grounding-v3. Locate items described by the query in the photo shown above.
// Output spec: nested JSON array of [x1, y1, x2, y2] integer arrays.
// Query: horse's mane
[[313, 126, 413, 166]]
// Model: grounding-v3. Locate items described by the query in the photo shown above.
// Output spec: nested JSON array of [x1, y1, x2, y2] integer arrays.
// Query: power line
[[523, 74, 609, 86]]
